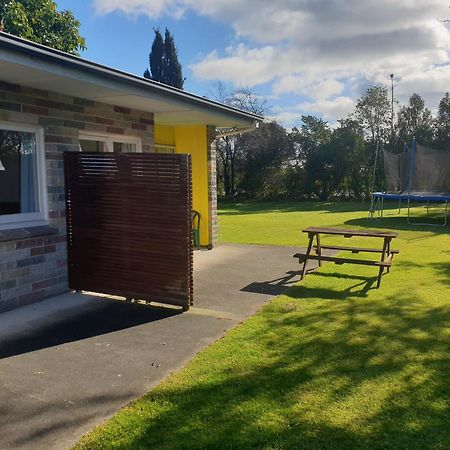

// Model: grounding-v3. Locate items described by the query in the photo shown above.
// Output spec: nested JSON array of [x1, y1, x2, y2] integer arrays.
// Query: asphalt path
[[0, 243, 319, 450]]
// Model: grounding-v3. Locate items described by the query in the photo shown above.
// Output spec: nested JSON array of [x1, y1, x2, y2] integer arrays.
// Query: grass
[[75, 201, 450, 449]]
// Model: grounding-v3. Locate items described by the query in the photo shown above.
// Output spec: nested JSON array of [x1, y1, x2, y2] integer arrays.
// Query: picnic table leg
[[316, 234, 322, 267], [301, 233, 315, 280], [386, 238, 391, 273], [377, 238, 388, 287]]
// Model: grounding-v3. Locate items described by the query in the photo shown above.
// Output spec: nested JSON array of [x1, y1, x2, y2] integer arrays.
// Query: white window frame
[[0, 122, 48, 230], [79, 132, 142, 153]]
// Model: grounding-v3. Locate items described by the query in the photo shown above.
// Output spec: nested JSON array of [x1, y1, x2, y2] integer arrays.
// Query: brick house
[[0, 32, 261, 313]]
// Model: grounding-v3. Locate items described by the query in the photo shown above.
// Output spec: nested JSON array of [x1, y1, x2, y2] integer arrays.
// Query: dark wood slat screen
[[64, 152, 193, 309]]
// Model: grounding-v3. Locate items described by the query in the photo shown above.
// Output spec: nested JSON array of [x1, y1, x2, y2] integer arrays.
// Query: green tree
[[435, 92, 450, 149], [287, 116, 370, 200], [164, 29, 184, 89], [237, 122, 293, 198], [302, 122, 365, 201], [333, 119, 367, 198], [288, 116, 331, 198], [144, 28, 184, 89], [396, 93, 434, 145], [290, 115, 331, 163], [0, 0, 86, 54], [355, 85, 391, 143], [144, 28, 164, 82]]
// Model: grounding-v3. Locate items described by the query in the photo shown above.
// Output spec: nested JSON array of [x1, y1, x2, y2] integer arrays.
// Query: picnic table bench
[[293, 227, 399, 287]]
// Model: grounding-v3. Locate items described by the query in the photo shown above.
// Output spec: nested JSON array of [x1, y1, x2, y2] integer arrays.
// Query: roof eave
[[0, 32, 263, 128]]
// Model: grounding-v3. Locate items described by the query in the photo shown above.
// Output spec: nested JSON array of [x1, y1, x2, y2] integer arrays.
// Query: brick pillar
[[207, 126, 218, 247]]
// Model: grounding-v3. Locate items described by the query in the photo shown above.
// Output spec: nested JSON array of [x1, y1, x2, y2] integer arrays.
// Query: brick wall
[[0, 80, 154, 313], [207, 125, 218, 247]]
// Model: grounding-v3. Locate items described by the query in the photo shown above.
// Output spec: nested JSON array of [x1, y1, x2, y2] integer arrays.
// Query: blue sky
[[58, 1, 233, 93], [58, 1, 450, 128]]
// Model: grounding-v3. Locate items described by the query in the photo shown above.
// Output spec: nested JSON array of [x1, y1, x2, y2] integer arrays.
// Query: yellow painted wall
[[154, 124, 175, 147], [154, 124, 210, 246]]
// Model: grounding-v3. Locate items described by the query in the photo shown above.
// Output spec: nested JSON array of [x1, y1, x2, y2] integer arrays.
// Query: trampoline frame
[[370, 192, 449, 226], [369, 139, 450, 227]]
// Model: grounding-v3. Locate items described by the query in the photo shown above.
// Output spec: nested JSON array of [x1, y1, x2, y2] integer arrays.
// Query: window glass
[[79, 137, 139, 153], [113, 142, 137, 153], [0, 129, 38, 216], [79, 139, 104, 152]]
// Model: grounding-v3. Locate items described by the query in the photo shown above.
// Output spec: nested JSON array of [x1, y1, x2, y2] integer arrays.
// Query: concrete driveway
[[0, 243, 318, 450]]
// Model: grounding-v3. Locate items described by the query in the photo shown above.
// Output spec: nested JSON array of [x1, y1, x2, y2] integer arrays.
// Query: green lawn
[[76, 201, 450, 449]]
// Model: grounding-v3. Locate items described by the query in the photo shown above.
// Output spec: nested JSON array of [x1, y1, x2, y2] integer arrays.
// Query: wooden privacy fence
[[64, 152, 193, 309]]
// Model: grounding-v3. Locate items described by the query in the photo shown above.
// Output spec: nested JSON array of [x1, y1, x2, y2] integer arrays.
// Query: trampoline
[[370, 139, 450, 226]]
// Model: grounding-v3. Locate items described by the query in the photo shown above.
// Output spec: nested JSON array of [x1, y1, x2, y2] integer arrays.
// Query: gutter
[[216, 122, 259, 138]]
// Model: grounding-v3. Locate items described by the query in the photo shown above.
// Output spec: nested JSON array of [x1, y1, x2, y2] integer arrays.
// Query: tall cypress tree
[[144, 28, 164, 81], [144, 28, 184, 89], [164, 28, 184, 89]]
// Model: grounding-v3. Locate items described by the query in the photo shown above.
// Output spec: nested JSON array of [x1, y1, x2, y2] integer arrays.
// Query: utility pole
[[389, 73, 394, 135]]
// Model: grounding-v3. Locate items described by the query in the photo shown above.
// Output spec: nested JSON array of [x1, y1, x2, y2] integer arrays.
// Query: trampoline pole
[[407, 137, 415, 196], [402, 138, 448, 227], [400, 141, 407, 214], [369, 195, 374, 219], [369, 141, 380, 220], [371, 141, 379, 194], [407, 197, 412, 225], [406, 138, 415, 225]]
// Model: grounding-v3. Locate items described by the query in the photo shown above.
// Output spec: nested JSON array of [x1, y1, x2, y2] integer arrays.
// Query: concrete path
[[0, 243, 318, 450]]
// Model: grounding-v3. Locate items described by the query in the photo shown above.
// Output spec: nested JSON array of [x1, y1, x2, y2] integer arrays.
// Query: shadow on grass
[[431, 261, 450, 286], [285, 273, 377, 301], [346, 216, 449, 235], [218, 200, 421, 217], [394, 260, 450, 287], [218, 199, 449, 234], [307, 271, 377, 296], [218, 200, 377, 216], [241, 270, 378, 298], [82, 287, 450, 450]]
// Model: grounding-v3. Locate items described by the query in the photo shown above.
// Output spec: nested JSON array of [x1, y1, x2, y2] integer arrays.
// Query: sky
[[58, 0, 450, 128]]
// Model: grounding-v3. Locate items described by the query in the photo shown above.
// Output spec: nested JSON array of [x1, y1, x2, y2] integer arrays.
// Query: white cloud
[[94, 0, 187, 18], [266, 111, 302, 127], [94, 0, 450, 123], [191, 45, 279, 87], [296, 97, 356, 123], [273, 76, 345, 100], [268, 96, 356, 127]]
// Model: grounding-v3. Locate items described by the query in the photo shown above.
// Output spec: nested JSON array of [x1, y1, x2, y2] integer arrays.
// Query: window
[[79, 133, 142, 153], [154, 144, 175, 154], [79, 139, 106, 153], [0, 123, 47, 229]]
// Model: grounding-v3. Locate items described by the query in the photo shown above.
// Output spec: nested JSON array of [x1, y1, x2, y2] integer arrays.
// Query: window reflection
[[0, 129, 38, 216]]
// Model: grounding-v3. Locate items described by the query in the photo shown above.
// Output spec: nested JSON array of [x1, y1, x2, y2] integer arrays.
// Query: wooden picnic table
[[293, 227, 399, 288]]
